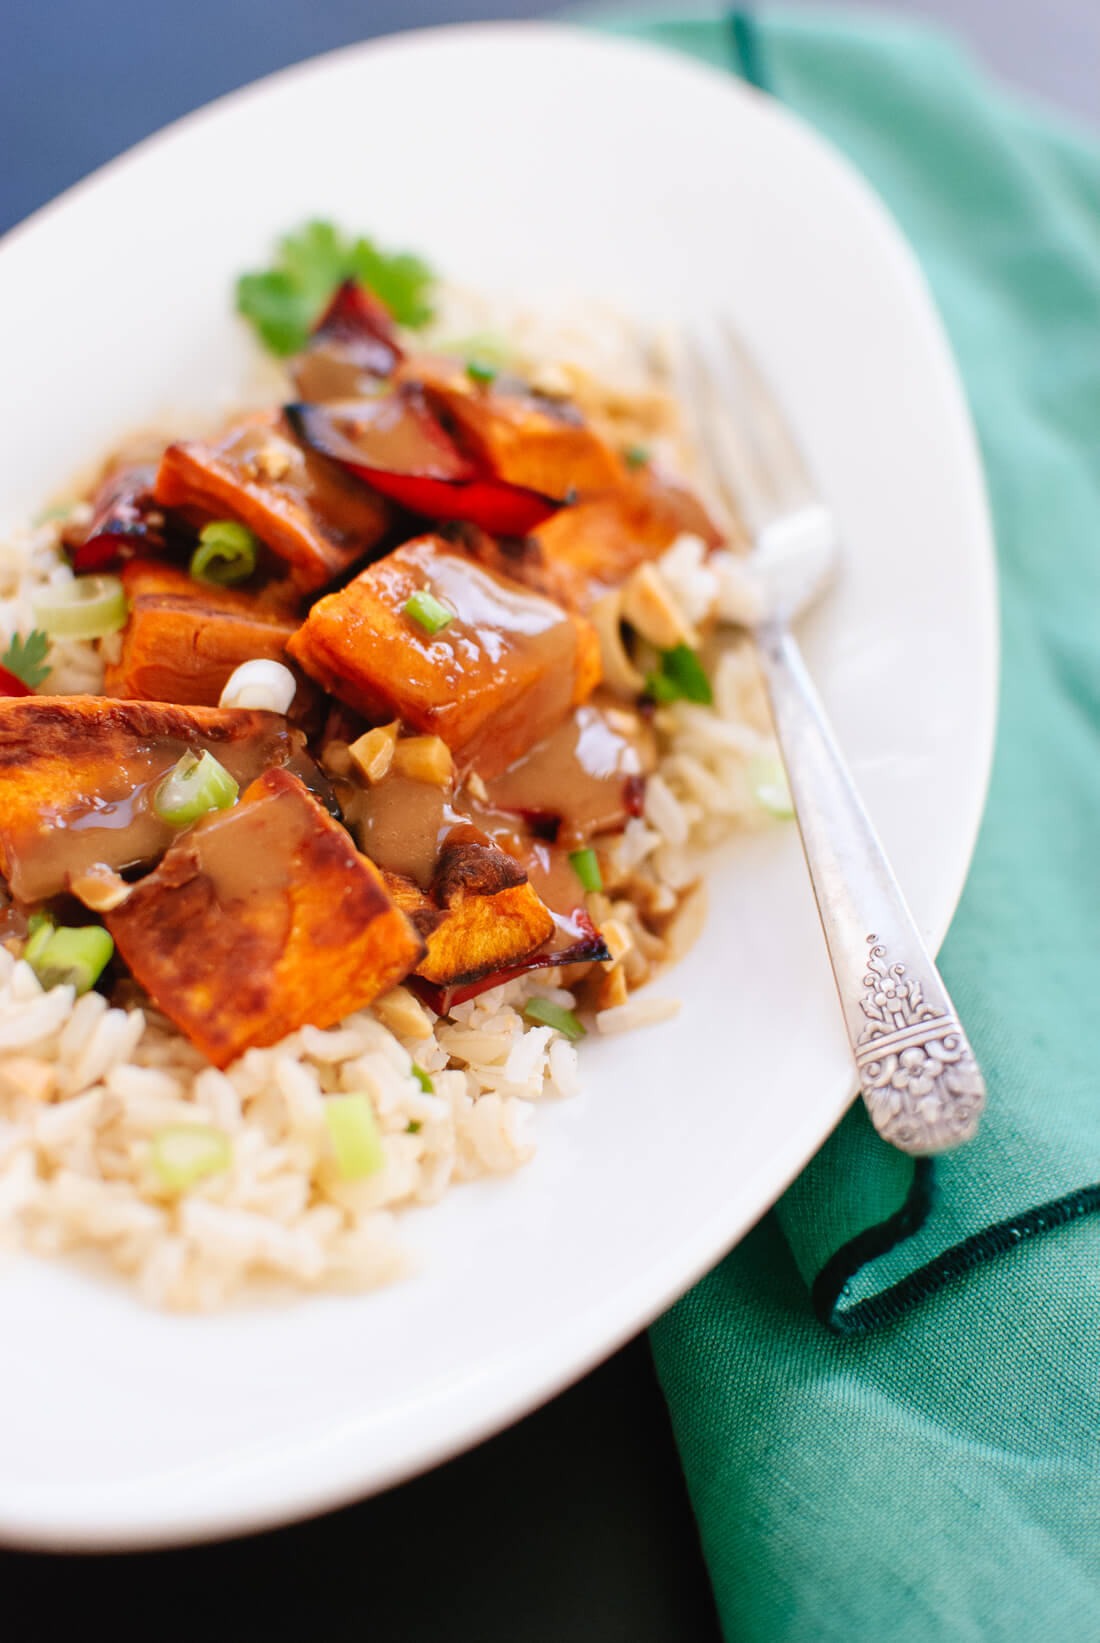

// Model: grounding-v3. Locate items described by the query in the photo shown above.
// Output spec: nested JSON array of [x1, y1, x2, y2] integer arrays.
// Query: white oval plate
[[0, 23, 996, 1548]]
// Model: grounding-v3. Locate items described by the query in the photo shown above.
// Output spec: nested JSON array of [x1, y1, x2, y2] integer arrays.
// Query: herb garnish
[[236, 220, 435, 356], [0, 629, 51, 690]]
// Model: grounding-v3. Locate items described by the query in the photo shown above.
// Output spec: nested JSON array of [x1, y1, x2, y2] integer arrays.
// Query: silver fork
[[680, 319, 985, 1155]]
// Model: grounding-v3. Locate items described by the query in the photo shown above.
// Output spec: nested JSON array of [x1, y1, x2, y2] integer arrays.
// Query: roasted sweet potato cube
[[106, 768, 425, 1067], [396, 355, 624, 498], [154, 409, 391, 592], [0, 696, 302, 901], [103, 559, 303, 708], [382, 838, 555, 988], [287, 535, 602, 778], [532, 465, 724, 608]]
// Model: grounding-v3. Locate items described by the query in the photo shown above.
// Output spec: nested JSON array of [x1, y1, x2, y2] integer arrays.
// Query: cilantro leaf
[[236, 220, 435, 357], [1, 629, 51, 690]]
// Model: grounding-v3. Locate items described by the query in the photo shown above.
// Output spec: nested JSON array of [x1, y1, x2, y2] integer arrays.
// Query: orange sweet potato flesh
[[396, 356, 625, 499], [529, 464, 725, 609], [382, 838, 555, 988], [0, 696, 303, 902], [103, 559, 303, 708], [107, 768, 425, 1067], [287, 535, 602, 779], [154, 410, 391, 592]]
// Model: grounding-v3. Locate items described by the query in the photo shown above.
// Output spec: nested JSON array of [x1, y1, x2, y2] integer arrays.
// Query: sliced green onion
[[31, 575, 127, 639], [568, 847, 603, 894], [22, 915, 56, 970], [623, 444, 649, 469], [748, 752, 795, 819], [150, 1125, 232, 1191], [27, 924, 113, 995], [405, 589, 453, 635], [410, 1064, 434, 1094], [32, 502, 74, 527], [406, 1119, 422, 1134], [436, 332, 513, 369], [190, 520, 259, 586], [644, 643, 713, 706], [154, 750, 239, 827], [465, 358, 498, 386], [523, 998, 586, 1040], [325, 1093, 386, 1181]]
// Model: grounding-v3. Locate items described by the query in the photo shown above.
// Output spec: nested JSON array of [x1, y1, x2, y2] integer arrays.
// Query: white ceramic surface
[[0, 23, 997, 1548]]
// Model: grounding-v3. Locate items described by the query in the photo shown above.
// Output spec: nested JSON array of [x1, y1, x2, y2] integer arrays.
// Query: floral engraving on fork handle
[[855, 936, 985, 1153]]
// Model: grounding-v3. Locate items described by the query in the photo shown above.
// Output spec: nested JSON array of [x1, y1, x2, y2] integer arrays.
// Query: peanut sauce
[[347, 699, 654, 927], [485, 700, 654, 845], [1, 712, 301, 903], [183, 783, 312, 906]]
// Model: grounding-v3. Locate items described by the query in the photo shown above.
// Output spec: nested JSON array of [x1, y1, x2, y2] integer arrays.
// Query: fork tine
[[686, 317, 816, 536], [717, 317, 816, 504], [674, 331, 773, 537]]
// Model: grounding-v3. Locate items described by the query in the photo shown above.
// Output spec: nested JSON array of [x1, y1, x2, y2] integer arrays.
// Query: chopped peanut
[[349, 721, 399, 784], [599, 918, 633, 968], [392, 735, 454, 787], [372, 984, 435, 1041], [252, 442, 293, 481], [70, 864, 133, 912], [620, 563, 698, 649], [586, 891, 613, 927], [604, 706, 643, 738], [320, 740, 353, 778], [596, 965, 630, 1010], [465, 770, 489, 803]]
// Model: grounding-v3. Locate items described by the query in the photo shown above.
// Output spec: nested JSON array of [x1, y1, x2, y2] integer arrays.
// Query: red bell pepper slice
[[286, 393, 473, 481], [354, 470, 561, 536], [285, 395, 564, 538], [0, 665, 32, 697], [66, 463, 168, 573], [309, 278, 404, 375], [295, 280, 407, 389]]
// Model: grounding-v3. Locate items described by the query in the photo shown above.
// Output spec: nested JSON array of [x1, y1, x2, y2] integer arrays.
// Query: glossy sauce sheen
[[360, 539, 586, 777], [3, 720, 300, 902], [487, 702, 652, 844], [385, 538, 576, 687], [185, 784, 311, 904]]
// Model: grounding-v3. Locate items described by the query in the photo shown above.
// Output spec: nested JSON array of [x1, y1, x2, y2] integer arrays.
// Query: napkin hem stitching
[[815, 1176, 1100, 1335]]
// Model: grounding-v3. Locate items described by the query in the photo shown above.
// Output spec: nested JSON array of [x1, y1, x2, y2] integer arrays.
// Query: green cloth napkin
[[596, 8, 1100, 1637]]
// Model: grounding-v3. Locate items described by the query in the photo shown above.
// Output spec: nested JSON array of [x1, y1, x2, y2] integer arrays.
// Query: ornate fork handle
[[755, 619, 986, 1154]]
